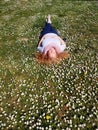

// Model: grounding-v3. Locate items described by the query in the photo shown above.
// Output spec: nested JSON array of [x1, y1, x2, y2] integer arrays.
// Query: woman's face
[[48, 47, 57, 58]]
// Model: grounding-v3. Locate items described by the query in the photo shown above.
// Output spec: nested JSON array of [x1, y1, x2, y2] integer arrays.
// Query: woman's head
[[47, 47, 57, 59], [36, 47, 69, 64]]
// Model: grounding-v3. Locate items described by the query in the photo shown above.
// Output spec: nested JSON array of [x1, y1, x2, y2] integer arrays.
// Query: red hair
[[35, 51, 70, 64]]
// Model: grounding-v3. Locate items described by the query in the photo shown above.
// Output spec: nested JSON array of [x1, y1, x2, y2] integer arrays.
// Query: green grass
[[0, 0, 98, 130]]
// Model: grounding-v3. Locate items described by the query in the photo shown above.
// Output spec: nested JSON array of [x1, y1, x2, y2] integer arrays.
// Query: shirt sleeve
[[60, 44, 66, 52], [37, 46, 44, 53]]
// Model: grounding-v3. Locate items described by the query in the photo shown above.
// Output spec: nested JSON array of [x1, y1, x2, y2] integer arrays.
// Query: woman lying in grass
[[36, 15, 69, 64]]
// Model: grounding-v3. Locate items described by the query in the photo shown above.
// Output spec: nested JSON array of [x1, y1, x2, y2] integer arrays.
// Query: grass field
[[0, 0, 98, 130]]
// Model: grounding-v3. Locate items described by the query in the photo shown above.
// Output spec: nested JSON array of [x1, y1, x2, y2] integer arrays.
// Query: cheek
[[52, 53, 57, 57], [53, 51, 57, 55]]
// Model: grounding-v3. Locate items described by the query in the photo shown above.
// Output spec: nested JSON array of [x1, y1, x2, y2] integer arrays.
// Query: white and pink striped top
[[37, 33, 66, 54]]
